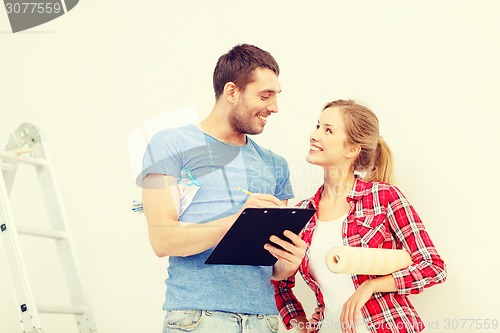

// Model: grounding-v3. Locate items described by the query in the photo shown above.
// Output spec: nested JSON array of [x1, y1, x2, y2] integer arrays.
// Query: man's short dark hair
[[213, 44, 280, 100]]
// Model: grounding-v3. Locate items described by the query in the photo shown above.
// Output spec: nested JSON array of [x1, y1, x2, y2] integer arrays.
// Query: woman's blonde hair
[[323, 100, 394, 183]]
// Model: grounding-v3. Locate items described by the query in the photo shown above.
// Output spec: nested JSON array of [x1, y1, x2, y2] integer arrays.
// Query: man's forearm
[[148, 213, 237, 257]]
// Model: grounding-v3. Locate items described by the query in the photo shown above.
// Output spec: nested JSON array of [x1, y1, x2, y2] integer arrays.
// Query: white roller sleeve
[[325, 246, 413, 275]]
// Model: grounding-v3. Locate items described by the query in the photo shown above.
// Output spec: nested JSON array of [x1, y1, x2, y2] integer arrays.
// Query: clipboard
[[205, 207, 316, 266]]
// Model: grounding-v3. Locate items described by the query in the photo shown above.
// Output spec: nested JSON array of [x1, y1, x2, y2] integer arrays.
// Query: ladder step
[[0, 151, 48, 167], [16, 226, 68, 240], [37, 304, 87, 315]]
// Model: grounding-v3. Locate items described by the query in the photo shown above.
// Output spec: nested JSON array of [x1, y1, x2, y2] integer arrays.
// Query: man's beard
[[229, 100, 263, 135]]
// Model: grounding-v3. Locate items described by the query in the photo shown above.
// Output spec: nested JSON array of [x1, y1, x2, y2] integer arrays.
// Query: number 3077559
[[5, 2, 62, 14]]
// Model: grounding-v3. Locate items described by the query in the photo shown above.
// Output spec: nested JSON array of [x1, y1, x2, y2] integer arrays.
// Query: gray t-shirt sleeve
[[141, 129, 182, 182]]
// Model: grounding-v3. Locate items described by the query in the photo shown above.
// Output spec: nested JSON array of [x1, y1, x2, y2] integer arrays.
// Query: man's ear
[[223, 82, 238, 103], [346, 144, 361, 159]]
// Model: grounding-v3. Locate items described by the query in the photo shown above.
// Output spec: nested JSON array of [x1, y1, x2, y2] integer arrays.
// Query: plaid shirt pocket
[[355, 214, 391, 248]]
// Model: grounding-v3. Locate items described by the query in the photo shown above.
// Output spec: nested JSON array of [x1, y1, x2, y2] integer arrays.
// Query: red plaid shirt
[[273, 177, 447, 333]]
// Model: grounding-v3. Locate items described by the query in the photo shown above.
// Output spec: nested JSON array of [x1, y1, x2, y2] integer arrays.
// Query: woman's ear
[[345, 144, 361, 159]]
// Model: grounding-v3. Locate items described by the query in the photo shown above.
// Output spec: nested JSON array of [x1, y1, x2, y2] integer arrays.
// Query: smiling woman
[[273, 100, 447, 333]]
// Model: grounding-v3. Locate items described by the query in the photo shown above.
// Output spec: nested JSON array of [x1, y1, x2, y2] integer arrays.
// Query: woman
[[273, 100, 446, 333]]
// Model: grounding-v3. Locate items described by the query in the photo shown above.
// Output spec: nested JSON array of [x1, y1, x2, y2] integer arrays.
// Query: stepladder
[[0, 123, 97, 333]]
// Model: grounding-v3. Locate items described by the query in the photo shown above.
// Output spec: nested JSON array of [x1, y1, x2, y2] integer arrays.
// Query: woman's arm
[[386, 185, 447, 294], [340, 184, 447, 332], [340, 275, 398, 333]]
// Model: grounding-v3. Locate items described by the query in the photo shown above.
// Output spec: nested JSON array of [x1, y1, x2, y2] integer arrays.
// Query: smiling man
[[141, 44, 306, 333]]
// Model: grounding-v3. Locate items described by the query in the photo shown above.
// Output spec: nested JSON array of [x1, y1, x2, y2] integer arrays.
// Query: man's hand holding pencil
[[236, 186, 286, 210]]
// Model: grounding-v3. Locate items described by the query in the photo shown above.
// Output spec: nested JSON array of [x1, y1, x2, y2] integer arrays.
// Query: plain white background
[[1, 1, 499, 332]]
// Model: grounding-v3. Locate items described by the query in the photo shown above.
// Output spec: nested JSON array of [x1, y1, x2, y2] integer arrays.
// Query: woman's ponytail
[[364, 136, 394, 183]]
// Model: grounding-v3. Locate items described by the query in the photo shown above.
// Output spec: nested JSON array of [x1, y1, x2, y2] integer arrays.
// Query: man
[[141, 44, 305, 333]]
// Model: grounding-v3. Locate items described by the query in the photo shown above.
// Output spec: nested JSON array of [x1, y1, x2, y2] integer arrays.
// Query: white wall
[[1, 1, 499, 332]]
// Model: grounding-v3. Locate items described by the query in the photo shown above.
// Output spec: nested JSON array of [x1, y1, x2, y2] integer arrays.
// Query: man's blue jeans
[[162, 310, 279, 333]]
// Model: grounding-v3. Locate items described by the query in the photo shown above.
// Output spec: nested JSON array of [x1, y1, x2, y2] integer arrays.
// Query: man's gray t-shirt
[[142, 124, 294, 314]]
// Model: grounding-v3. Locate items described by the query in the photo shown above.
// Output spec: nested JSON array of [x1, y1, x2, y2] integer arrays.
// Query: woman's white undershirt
[[308, 213, 370, 332]]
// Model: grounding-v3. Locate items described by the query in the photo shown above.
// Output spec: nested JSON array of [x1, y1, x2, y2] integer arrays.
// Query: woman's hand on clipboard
[[236, 187, 307, 278], [267, 230, 307, 281]]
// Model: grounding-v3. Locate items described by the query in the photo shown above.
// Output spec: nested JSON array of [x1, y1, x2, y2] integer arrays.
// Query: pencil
[[236, 186, 252, 196]]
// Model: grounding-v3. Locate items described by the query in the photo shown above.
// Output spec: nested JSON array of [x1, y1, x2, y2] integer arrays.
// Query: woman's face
[[306, 106, 353, 167]]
